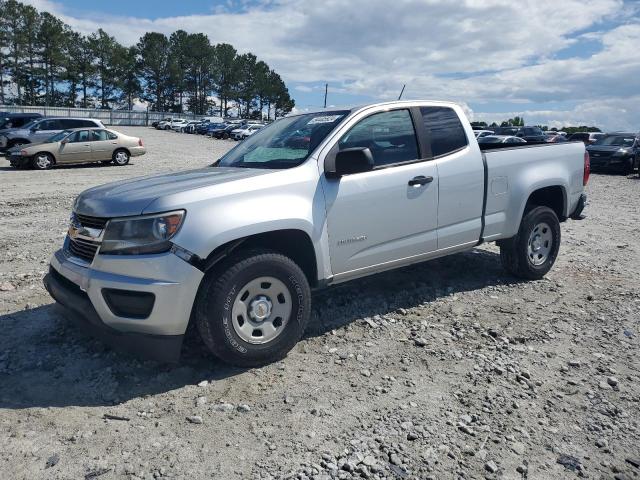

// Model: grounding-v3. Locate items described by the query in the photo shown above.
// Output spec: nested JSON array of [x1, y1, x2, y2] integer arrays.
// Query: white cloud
[[21, 0, 640, 129]]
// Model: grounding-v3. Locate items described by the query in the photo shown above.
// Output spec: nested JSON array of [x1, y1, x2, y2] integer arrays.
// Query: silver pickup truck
[[44, 101, 589, 366]]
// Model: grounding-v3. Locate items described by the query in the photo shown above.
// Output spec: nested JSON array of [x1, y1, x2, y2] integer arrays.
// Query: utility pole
[[398, 84, 406, 100], [323, 83, 328, 108]]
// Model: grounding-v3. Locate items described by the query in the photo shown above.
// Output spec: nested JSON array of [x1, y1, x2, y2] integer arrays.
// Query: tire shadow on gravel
[[0, 248, 521, 409], [0, 304, 242, 409]]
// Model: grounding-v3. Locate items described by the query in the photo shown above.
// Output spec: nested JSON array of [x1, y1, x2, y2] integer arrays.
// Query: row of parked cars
[[472, 125, 640, 174], [151, 116, 266, 141], [0, 112, 145, 170]]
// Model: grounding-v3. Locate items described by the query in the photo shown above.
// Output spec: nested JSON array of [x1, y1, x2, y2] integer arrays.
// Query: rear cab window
[[420, 106, 468, 157]]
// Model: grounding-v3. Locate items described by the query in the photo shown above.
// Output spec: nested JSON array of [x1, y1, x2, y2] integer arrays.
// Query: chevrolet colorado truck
[[44, 101, 589, 366]]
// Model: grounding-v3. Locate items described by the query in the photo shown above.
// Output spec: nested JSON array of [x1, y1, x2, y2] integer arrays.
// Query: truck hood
[[74, 167, 272, 218]]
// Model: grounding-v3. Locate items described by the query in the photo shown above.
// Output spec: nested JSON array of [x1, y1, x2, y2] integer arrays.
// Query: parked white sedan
[[477, 135, 527, 144], [232, 124, 262, 140]]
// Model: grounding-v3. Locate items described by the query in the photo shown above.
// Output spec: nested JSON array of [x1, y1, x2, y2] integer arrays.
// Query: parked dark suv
[[567, 132, 605, 145], [0, 113, 43, 133], [586, 132, 639, 174]]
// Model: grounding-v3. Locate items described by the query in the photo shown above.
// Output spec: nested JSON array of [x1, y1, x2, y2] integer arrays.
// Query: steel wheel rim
[[115, 151, 128, 164], [36, 154, 51, 169], [527, 222, 553, 266], [231, 276, 292, 345]]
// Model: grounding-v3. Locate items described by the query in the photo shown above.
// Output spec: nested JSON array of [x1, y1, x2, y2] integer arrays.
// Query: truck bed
[[479, 140, 586, 242], [478, 140, 581, 151]]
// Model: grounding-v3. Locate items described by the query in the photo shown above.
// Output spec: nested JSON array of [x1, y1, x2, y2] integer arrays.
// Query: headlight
[[100, 210, 185, 255], [613, 149, 631, 157]]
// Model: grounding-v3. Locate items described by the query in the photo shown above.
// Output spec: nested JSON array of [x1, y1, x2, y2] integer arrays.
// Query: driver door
[[57, 130, 92, 163], [321, 108, 439, 278]]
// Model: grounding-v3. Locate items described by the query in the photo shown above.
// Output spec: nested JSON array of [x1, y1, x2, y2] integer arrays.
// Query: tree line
[[0, 0, 294, 118]]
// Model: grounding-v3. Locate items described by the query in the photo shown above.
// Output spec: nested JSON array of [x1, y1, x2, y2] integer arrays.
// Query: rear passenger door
[[322, 108, 439, 277], [31, 119, 63, 142], [90, 129, 117, 160], [420, 106, 485, 250]]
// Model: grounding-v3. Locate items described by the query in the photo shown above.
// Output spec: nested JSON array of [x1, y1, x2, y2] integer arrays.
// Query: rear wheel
[[195, 249, 311, 367], [112, 149, 130, 166], [500, 206, 561, 280], [31, 152, 54, 170]]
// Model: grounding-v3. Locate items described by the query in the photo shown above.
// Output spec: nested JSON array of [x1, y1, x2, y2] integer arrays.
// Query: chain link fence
[[0, 105, 206, 126]]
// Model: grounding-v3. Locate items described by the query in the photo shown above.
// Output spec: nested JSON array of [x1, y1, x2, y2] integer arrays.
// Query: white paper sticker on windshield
[[308, 115, 343, 125]]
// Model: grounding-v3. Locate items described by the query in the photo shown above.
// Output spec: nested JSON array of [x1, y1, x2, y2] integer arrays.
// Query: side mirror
[[325, 147, 374, 178], [61, 138, 69, 145]]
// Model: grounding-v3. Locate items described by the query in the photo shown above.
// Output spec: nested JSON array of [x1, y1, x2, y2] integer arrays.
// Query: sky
[[23, 0, 640, 131]]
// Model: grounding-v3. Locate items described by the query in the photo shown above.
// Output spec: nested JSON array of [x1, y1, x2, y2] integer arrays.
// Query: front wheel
[[32, 152, 54, 170], [112, 149, 130, 166], [499, 206, 561, 280], [195, 250, 311, 367]]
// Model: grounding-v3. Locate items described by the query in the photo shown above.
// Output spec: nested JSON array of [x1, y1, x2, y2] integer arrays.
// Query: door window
[[420, 106, 468, 157], [338, 109, 419, 167], [36, 119, 60, 131], [91, 130, 109, 141], [69, 130, 90, 143]]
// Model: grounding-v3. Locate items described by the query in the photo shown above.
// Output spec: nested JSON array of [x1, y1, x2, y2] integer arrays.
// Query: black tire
[[31, 152, 54, 170], [500, 206, 561, 280], [195, 249, 311, 367], [112, 149, 130, 166], [623, 157, 634, 175]]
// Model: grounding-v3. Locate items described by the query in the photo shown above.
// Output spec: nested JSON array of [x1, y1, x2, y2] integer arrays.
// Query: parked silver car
[[0, 117, 104, 153]]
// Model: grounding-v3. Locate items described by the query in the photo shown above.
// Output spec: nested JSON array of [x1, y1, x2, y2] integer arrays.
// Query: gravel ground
[[0, 127, 639, 480]]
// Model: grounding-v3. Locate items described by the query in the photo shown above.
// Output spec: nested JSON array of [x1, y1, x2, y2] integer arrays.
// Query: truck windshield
[[217, 111, 349, 169], [593, 135, 635, 147]]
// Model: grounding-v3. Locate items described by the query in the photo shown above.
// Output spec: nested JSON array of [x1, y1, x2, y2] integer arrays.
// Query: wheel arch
[[113, 147, 131, 156], [524, 185, 567, 220], [199, 229, 319, 288]]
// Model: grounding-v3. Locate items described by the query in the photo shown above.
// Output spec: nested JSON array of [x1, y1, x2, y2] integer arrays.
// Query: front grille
[[76, 213, 108, 229], [67, 237, 100, 263]]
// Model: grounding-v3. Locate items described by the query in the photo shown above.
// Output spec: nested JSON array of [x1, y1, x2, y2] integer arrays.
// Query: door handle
[[408, 175, 433, 186]]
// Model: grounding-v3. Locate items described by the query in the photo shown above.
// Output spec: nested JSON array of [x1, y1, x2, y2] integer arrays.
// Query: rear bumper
[[129, 146, 146, 157], [570, 193, 587, 220], [44, 267, 184, 362]]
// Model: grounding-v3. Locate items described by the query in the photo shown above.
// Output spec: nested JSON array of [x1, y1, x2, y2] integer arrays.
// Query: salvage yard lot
[[1, 127, 639, 479]]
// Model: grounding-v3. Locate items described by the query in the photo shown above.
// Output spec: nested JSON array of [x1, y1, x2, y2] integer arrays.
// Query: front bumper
[[589, 155, 631, 171], [44, 247, 204, 361], [7, 152, 30, 167]]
